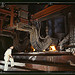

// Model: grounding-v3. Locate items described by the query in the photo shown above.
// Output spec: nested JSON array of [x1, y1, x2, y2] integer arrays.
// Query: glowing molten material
[[49, 46, 57, 51], [31, 46, 35, 52], [33, 49, 35, 51], [43, 49, 45, 52]]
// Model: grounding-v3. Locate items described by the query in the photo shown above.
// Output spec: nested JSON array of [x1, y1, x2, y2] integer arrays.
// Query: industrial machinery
[[0, 3, 75, 52], [0, 3, 75, 71], [15, 4, 75, 53]]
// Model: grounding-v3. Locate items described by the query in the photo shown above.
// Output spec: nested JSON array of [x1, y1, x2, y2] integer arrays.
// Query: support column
[[10, 6, 14, 27], [0, 19, 3, 31]]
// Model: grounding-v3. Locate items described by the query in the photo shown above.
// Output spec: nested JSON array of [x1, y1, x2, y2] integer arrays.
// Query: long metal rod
[[0, 9, 17, 16], [13, 52, 72, 56]]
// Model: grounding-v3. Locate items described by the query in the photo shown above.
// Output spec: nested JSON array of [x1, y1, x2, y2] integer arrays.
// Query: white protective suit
[[4, 48, 14, 71]]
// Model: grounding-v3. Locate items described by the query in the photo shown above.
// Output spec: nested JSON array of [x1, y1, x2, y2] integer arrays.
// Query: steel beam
[[31, 5, 72, 20], [10, 7, 14, 27], [44, 4, 48, 9], [0, 19, 3, 31], [0, 9, 11, 14], [13, 51, 72, 56], [0, 9, 17, 16]]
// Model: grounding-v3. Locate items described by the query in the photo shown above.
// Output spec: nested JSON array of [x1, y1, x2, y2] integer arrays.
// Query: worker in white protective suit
[[4, 46, 14, 71]]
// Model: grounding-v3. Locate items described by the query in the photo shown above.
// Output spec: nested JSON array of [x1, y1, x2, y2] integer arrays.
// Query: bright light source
[[49, 45, 57, 51], [33, 49, 35, 52], [43, 49, 45, 52], [31, 45, 35, 52]]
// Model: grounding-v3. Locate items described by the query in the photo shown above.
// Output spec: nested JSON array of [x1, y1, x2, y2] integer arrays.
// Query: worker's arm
[[8, 55, 12, 61]]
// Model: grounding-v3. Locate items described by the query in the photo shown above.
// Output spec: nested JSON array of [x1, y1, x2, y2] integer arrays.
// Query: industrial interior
[[0, 2, 75, 71]]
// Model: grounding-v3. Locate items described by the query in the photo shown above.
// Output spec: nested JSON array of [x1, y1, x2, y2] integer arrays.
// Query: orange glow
[[31, 46, 35, 52], [33, 49, 35, 51], [49, 45, 57, 51], [43, 49, 45, 52]]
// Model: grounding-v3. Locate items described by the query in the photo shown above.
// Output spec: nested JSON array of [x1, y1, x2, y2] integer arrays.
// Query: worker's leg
[[4, 60, 8, 71], [10, 58, 14, 67]]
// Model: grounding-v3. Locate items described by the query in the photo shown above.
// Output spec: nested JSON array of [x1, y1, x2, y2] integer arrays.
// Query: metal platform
[[12, 51, 75, 71], [0, 60, 44, 71], [0, 51, 74, 71]]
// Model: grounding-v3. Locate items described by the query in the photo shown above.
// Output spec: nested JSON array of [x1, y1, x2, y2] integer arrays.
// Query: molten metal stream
[[49, 46, 57, 51]]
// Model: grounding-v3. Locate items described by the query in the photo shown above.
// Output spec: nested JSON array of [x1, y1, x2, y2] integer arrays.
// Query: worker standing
[[4, 46, 14, 71]]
